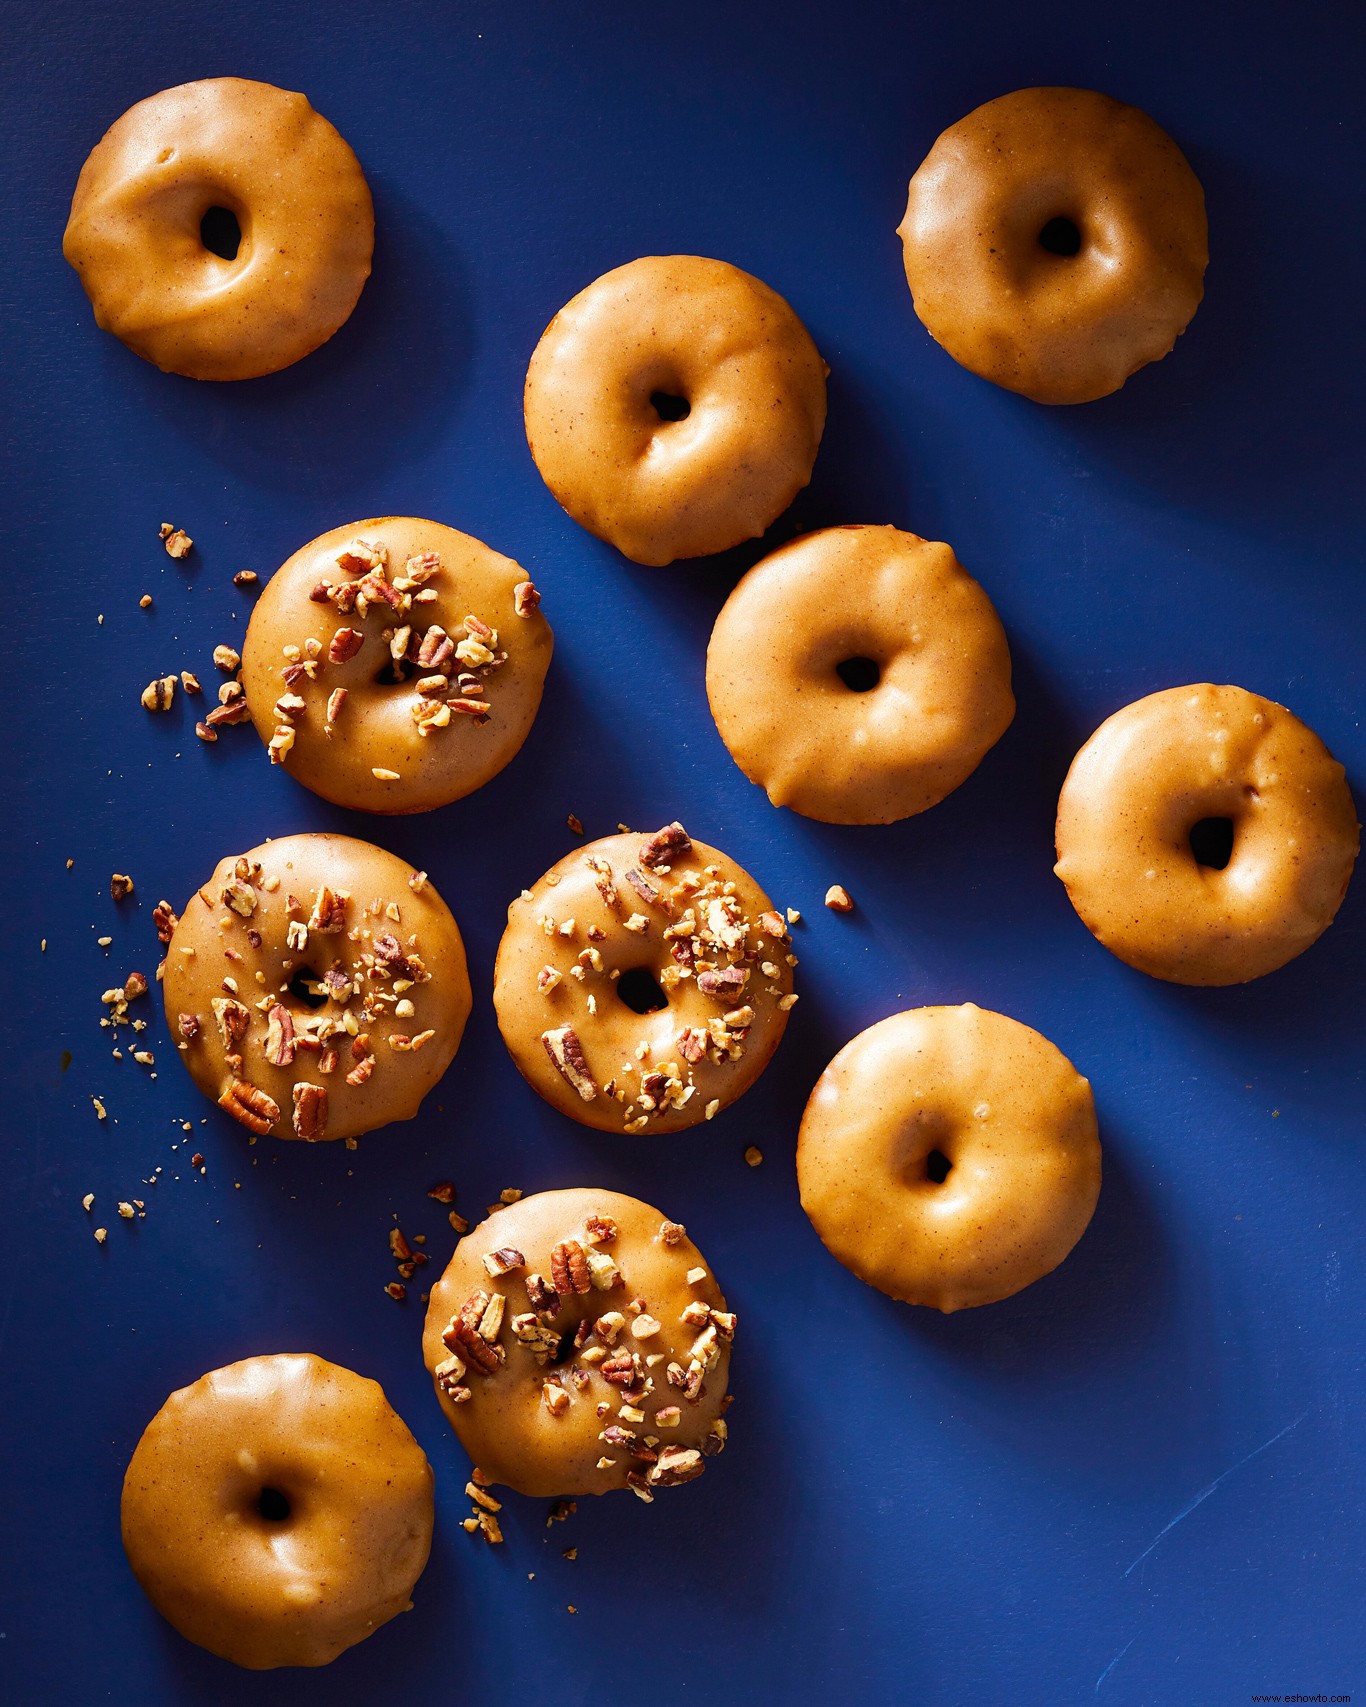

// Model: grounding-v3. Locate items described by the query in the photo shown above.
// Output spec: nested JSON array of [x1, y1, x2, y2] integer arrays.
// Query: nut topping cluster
[[436, 1212, 731, 1500], [535, 822, 798, 1130]]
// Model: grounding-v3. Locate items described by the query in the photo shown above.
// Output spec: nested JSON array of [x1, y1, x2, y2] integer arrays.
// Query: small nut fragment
[[824, 884, 854, 913], [212, 644, 240, 672], [181, 671, 202, 695], [638, 821, 691, 870], [648, 1446, 705, 1487], [744, 1146, 763, 1168], [141, 675, 176, 712], [483, 1247, 526, 1278], [524, 1273, 560, 1316], [513, 580, 541, 617], [292, 1082, 328, 1139], [542, 1027, 596, 1102], [159, 522, 192, 558], [542, 1383, 571, 1416], [110, 873, 135, 902], [233, 570, 259, 588], [550, 1239, 592, 1297]]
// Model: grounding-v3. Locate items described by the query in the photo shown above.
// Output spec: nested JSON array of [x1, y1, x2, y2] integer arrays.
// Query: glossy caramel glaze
[[524, 255, 827, 564], [706, 525, 1014, 824], [898, 87, 1207, 404], [241, 519, 553, 814], [493, 824, 795, 1133], [63, 78, 373, 381], [121, 1354, 433, 1669], [1055, 684, 1359, 984], [798, 1006, 1101, 1312], [422, 1189, 732, 1498], [161, 833, 471, 1142]]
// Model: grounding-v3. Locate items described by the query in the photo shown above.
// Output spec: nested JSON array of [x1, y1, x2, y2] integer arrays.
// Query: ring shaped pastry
[[1055, 684, 1359, 985], [493, 822, 795, 1134], [422, 1189, 732, 1499], [63, 78, 373, 381], [524, 255, 828, 565], [160, 833, 471, 1142], [241, 518, 553, 814], [798, 1006, 1101, 1312], [121, 1354, 433, 1669], [898, 87, 1207, 404], [706, 525, 1015, 824]]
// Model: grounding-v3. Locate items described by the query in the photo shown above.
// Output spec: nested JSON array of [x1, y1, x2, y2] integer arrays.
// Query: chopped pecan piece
[[524, 1272, 560, 1316], [328, 626, 364, 663], [264, 1003, 295, 1066], [427, 1180, 457, 1205], [159, 522, 192, 558], [623, 867, 669, 910], [542, 1026, 596, 1101], [638, 821, 691, 869], [220, 880, 256, 917], [308, 886, 348, 933], [585, 856, 619, 910], [600, 1352, 637, 1386], [701, 1418, 728, 1456], [325, 687, 347, 725], [513, 580, 540, 617], [584, 1214, 618, 1245], [177, 1012, 200, 1041], [335, 539, 386, 576], [512, 1314, 563, 1363], [550, 1239, 592, 1296], [659, 1220, 686, 1246], [205, 698, 251, 728], [447, 697, 491, 716], [140, 675, 176, 712], [444, 1317, 502, 1375], [211, 996, 250, 1048], [152, 900, 179, 943], [677, 1026, 707, 1064], [696, 965, 749, 1000], [483, 1247, 525, 1278], [292, 1082, 328, 1139], [416, 625, 454, 670], [403, 551, 443, 583], [123, 971, 149, 1001], [594, 1312, 626, 1344], [218, 1078, 280, 1135], [824, 884, 854, 913], [110, 873, 134, 902], [648, 1446, 705, 1487]]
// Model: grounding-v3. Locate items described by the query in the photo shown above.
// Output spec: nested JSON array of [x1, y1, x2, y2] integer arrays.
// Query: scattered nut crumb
[[82, 1193, 94, 1212], [567, 813, 584, 835], [159, 523, 192, 559], [139, 594, 153, 609], [110, 873, 135, 902], [117, 1201, 135, 1219], [180, 670, 201, 695], [824, 885, 854, 913], [94, 1227, 107, 1244], [212, 645, 240, 672], [141, 675, 176, 712], [744, 1146, 764, 1167], [372, 768, 400, 781], [786, 906, 801, 924], [92, 1097, 107, 1120], [232, 570, 259, 588]]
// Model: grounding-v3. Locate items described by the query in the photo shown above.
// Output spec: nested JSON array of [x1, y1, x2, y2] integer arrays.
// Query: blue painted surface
[[2, 2, 1363, 1703]]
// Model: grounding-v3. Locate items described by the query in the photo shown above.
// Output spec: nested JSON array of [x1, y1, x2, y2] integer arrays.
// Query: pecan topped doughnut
[[1055, 684, 1358, 984], [241, 518, 552, 814], [63, 79, 373, 381], [422, 1189, 732, 1499], [898, 87, 1207, 404], [160, 833, 471, 1142], [524, 255, 828, 565], [492, 823, 796, 1133], [707, 525, 1015, 823]]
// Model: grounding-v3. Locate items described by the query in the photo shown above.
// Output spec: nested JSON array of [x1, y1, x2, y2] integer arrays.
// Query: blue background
[[3, 2, 1363, 1703]]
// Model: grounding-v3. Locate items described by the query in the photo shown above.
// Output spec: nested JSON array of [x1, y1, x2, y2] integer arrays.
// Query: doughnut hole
[[255, 1485, 292, 1523], [650, 390, 691, 423], [286, 968, 329, 1009], [616, 964, 669, 1015], [835, 655, 882, 693], [924, 1148, 953, 1185], [199, 204, 242, 260], [1038, 215, 1082, 257], [895, 1110, 960, 1195], [1188, 815, 1236, 871]]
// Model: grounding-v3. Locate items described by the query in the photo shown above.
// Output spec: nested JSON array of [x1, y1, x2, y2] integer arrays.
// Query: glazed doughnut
[[798, 1006, 1101, 1312], [422, 1189, 732, 1499], [62, 78, 373, 381], [897, 87, 1207, 404], [524, 255, 828, 565], [160, 833, 471, 1142], [121, 1354, 433, 1669], [241, 519, 553, 814], [1055, 684, 1359, 985], [492, 822, 795, 1133], [706, 525, 1014, 824]]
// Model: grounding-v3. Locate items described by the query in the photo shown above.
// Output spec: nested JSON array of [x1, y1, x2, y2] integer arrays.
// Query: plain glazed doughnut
[[492, 822, 795, 1133], [797, 1006, 1101, 1312], [160, 833, 471, 1142], [63, 78, 373, 381], [706, 524, 1014, 824], [422, 1189, 732, 1499], [1055, 684, 1359, 985], [524, 255, 828, 565], [241, 518, 553, 814], [898, 87, 1207, 404], [121, 1354, 433, 1669]]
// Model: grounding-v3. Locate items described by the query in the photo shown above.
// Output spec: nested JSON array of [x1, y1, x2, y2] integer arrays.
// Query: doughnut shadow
[[123, 180, 470, 498]]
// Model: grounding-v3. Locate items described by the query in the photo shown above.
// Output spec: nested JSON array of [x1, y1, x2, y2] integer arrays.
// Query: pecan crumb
[[232, 570, 259, 588], [427, 1180, 457, 1205], [513, 580, 541, 617], [542, 1027, 596, 1101], [744, 1146, 764, 1167], [159, 523, 192, 558], [212, 644, 240, 672], [824, 884, 854, 913], [140, 675, 176, 712], [110, 873, 135, 902], [639, 821, 691, 869], [567, 813, 584, 836]]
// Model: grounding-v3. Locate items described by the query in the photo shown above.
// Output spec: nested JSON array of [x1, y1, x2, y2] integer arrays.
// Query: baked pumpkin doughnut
[[524, 255, 828, 565], [240, 518, 553, 814], [121, 1354, 433, 1669], [897, 87, 1208, 404], [798, 1006, 1101, 1312], [63, 78, 373, 381], [160, 833, 471, 1142], [422, 1189, 732, 1499], [493, 822, 796, 1133], [706, 524, 1014, 824], [1055, 684, 1359, 985]]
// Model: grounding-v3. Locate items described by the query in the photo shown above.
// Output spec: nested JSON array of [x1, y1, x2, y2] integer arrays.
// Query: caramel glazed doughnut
[[898, 87, 1208, 404], [707, 525, 1015, 824], [493, 822, 797, 1133], [524, 255, 828, 565], [423, 1190, 732, 1501], [241, 519, 552, 814], [798, 1006, 1101, 1312], [1055, 684, 1359, 986], [121, 1354, 434, 1669], [62, 78, 374, 381], [159, 833, 472, 1142]]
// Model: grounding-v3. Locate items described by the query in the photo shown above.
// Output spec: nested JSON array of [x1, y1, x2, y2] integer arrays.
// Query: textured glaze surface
[[7, 3, 1366, 1704], [707, 525, 1015, 823], [162, 833, 472, 1140], [422, 1188, 731, 1497], [493, 828, 794, 1133], [524, 256, 828, 564], [1055, 684, 1359, 985], [899, 87, 1208, 404], [798, 1005, 1101, 1311], [121, 1354, 433, 1669], [241, 518, 553, 813], [63, 77, 373, 380]]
